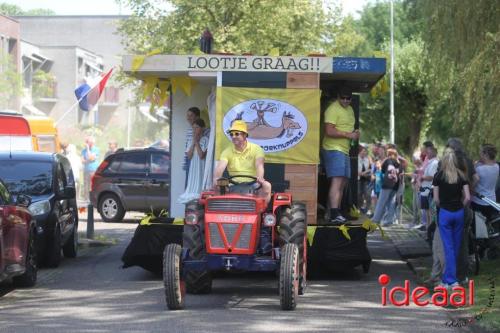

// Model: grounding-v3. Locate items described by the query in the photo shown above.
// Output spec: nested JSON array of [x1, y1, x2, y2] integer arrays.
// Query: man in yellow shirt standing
[[213, 120, 272, 205], [322, 87, 360, 224]]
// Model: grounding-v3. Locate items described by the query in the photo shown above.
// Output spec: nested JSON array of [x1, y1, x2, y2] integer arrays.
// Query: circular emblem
[[223, 99, 307, 153]]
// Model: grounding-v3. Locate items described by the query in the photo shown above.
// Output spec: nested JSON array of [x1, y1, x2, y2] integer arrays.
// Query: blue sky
[[4, 0, 371, 17]]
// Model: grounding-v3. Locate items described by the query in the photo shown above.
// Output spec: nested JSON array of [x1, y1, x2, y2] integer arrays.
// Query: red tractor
[[163, 175, 307, 310]]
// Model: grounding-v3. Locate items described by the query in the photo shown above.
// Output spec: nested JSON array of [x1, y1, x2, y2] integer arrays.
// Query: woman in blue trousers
[[432, 148, 470, 287]]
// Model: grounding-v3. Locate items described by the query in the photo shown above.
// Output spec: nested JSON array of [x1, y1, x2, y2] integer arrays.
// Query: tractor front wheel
[[279, 202, 307, 295], [163, 244, 185, 310], [183, 200, 212, 294], [279, 243, 299, 310]]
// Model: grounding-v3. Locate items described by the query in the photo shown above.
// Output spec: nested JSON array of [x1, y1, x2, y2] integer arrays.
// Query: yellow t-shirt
[[220, 141, 265, 179], [322, 100, 355, 154]]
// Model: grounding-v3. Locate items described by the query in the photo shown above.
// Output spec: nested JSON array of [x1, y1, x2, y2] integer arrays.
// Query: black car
[[90, 148, 170, 222], [0, 152, 78, 267]]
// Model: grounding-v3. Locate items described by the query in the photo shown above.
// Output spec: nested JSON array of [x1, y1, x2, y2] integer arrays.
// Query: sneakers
[[423, 278, 439, 289], [329, 215, 347, 225], [412, 224, 427, 231]]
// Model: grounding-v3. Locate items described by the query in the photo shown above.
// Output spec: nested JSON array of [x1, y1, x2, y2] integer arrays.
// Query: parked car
[[90, 148, 170, 222], [0, 179, 37, 287], [0, 152, 78, 268]]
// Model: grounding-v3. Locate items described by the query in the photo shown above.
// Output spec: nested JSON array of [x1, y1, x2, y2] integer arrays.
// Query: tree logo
[[223, 99, 307, 153]]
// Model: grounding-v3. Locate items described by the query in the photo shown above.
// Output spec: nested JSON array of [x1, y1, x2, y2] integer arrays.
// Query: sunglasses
[[229, 132, 244, 137], [340, 96, 352, 101]]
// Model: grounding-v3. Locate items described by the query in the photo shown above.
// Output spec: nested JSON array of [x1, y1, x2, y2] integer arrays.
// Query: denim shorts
[[322, 149, 351, 178]]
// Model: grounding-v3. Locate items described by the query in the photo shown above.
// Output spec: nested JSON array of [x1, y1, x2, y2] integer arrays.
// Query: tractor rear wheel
[[279, 243, 299, 310], [163, 244, 185, 310], [183, 200, 212, 294], [279, 202, 307, 295]]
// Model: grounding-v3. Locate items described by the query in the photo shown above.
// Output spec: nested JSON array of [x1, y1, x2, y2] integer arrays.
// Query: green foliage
[[117, 0, 344, 55], [32, 70, 56, 99], [0, 55, 22, 110], [417, 0, 500, 154], [355, 0, 421, 50], [354, 1, 430, 153], [0, 3, 55, 15]]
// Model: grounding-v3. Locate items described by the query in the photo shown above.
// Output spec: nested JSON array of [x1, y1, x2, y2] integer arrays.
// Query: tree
[[354, 0, 429, 153], [354, 0, 421, 51], [0, 3, 55, 15], [0, 55, 22, 110], [117, 0, 345, 55], [417, 0, 500, 154]]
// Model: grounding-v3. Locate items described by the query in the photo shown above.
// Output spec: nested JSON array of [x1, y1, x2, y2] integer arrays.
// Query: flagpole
[[55, 67, 114, 126], [55, 96, 86, 126]]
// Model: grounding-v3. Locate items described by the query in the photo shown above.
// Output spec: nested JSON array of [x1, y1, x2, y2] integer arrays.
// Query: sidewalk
[[382, 223, 433, 282]]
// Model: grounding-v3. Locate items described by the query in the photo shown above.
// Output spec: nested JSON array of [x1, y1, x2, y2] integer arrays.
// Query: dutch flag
[[74, 68, 113, 112]]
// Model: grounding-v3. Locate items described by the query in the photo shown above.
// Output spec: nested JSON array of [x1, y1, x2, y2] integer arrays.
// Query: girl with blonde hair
[[432, 148, 470, 287]]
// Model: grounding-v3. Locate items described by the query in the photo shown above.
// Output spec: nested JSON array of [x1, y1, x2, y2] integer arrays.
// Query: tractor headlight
[[185, 212, 199, 225], [29, 200, 51, 216], [263, 214, 276, 227]]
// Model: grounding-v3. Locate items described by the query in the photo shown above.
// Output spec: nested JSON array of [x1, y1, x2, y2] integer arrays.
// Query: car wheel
[[98, 193, 125, 222], [13, 227, 37, 287], [63, 214, 78, 258], [45, 224, 62, 268]]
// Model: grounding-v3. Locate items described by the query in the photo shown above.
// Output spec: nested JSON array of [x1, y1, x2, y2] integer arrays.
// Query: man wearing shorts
[[322, 87, 359, 224]]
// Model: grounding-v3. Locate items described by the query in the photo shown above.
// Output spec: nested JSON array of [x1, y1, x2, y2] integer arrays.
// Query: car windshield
[[0, 161, 53, 195]]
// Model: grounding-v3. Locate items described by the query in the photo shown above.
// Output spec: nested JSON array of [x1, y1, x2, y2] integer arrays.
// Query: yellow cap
[[228, 120, 248, 134]]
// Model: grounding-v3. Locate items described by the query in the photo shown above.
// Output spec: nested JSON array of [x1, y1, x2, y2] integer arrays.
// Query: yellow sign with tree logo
[[216, 87, 320, 164]]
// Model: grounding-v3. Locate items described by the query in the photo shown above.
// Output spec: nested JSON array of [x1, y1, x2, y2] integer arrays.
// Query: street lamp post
[[390, 0, 395, 144]]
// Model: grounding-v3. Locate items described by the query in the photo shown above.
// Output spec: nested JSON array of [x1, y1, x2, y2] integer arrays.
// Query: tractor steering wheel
[[228, 175, 262, 190]]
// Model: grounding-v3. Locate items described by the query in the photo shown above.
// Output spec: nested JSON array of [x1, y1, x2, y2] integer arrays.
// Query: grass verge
[[467, 258, 500, 331]]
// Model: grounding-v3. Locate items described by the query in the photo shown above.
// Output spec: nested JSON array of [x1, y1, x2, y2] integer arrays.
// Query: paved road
[[0, 216, 463, 333]]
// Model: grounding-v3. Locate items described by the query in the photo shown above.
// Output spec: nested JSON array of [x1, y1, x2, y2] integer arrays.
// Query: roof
[[0, 152, 57, 162], [122, 54, 386, 92]]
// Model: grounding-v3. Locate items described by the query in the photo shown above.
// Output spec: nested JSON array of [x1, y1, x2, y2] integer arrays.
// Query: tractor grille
[[207, 199, 256, 212], [235, 224, 252, 249], [208, 222, 253, 249], [209, 223, 224, 248]]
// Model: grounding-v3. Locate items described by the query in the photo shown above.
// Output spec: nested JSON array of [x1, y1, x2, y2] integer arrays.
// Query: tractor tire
[[163, 244, 185, 310], [279, 243, 299, 310], [183, 200, 212, 294], [279, 202, 307, 295], [13, 227, 37, 288]]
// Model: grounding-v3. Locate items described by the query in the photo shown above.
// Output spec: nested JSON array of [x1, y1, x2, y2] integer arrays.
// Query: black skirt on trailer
[[121, 221, 183, 275], [307, 225, 371, 277]]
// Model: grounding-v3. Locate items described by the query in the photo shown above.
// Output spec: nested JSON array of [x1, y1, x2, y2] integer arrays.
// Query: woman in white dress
[[178, 119, 208, 203]]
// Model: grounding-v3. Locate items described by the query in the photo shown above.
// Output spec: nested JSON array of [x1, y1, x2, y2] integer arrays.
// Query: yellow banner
[[215, 87, 320, 164]]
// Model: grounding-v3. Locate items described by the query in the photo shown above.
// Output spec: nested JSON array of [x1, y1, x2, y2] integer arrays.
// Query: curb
[[78, 238, 115, 247]]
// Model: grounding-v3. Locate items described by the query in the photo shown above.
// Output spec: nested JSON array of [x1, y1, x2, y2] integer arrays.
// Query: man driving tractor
[[213, 120, 272, 205]]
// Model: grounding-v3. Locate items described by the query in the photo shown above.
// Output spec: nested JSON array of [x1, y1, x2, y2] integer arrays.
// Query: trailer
[[121, 54, 386, 281]]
